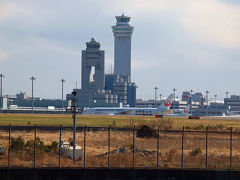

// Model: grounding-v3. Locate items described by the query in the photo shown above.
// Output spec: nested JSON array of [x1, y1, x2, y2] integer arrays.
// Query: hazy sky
[[0, 0, 240, 100]]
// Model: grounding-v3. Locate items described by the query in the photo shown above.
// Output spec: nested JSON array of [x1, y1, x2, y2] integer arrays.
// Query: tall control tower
[[112, 14, 134, 80]]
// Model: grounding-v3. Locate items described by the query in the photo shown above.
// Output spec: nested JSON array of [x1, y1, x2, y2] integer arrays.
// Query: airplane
[[81, 93, 174, 116], [164, 104, 190, 117]]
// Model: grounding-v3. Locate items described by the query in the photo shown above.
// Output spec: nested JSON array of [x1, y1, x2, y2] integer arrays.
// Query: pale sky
[[0, 0, 240, 100]]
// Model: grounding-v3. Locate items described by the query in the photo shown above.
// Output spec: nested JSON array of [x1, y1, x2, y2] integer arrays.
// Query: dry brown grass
[[0, 128, 240, 169]]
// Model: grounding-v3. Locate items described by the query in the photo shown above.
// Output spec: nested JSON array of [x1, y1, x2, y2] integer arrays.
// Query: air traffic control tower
[[112, 14, 134, 80]]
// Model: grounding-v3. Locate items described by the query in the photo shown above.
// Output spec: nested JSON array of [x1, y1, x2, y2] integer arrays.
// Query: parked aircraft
[[164, 104, 190, 117], [81, 94, 174, 116]]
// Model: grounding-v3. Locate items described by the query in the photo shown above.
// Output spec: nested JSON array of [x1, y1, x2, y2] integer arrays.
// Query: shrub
[[10, 137, 25, 152], [45, 141, 58, 153], [190, 147, 202, 157], [25, 137, 45, 154]]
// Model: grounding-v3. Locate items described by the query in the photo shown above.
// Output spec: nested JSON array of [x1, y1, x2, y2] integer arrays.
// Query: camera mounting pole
[[71, 91, 77, 164]]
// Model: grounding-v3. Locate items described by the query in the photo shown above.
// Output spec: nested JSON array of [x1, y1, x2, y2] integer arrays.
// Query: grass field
[[0, 113, 240, 130], [1, 113, 240, 169]]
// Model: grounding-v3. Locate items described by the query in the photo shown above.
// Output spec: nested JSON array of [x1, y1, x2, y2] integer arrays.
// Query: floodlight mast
[[30, 76, 36, 114], [61, 79, 66, 115], [154, 87, 158, 108], [205, 90, 209, 116], [190, 90, 194, 113], [0, 74, 5, 114], [173, 88, 177, 112], [71, 91, 77, 164], [159, 94, 162, 103]]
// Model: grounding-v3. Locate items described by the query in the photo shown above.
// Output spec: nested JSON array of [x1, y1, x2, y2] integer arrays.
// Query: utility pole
[[71, 91, 77, 164], [205, 90, 209, 116], [60, 79, 66, 115], [30, 76, 36, 114], [173, 88, 177, 113], [0, 74, 5, 114], [154, 87, 158, 108]]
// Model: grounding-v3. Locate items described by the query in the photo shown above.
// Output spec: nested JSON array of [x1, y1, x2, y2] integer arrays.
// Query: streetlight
[[159, 94, 162, 104], [60, 79, 66, 114], [225, 91, 229, 115], [214, 94, 217, 103], [226, 91, 229, 99], [190, 90, 194, 113], [173, 88, 177, 112], [205, 90, 209, 116], [154, 87, 158, 108], [0, 74, 5, 114], [30, 76, 36, 114], [71, 91, 77, 164]]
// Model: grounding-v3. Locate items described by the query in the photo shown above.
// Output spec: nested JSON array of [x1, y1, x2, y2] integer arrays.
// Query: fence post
[[205, 126, 208, 169], [59, 125, 62, 168], [34, 124, 37, 168], [181, 126, 184, 169], [84, 125, 86, 168], [230, 127, 232, 170], [133, 125, 135, 168], [8, 124, 11, 168], [108, 125, 110, 168], [157, 126, 160, 168]]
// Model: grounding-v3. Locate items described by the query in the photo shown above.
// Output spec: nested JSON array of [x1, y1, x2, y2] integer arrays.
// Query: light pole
[[60, 79, 66, 114], [205, 90, 209, 116], [226, 91, 229, 115], [159, 94, 162, 104], [173, 88, 177, 112], [190, 90, 194, 113], [71, 91, 77, 164], [154, 87, 158, 108], [30, 76, 36, 114], [214, 94, 217, 103], [0, 74, 5, 114]]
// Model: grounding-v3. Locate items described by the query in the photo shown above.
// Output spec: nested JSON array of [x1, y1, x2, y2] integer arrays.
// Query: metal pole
[[59, 125, 62, 168], [190, 90, 193, 113], [0, 74, 4, 114], [8, 124, 11, 168], [206, 91, 209, 116], [61, 79, 65, 115], [226, 92, 229, 115], [133, 125, 135, 168], [73, 97, 76, 163], [72, 92, 77, 164], [157, 126, 160, 168], [230, 127, 233, 170], [30, 76, 36, 114], [84, 125, 86, 168], [181, 126, 184, 168], [205, 126, 208, 169], [108, 125, 110, 168], [173, 88, 177, 113], [34, 124, 37, 168], [154, 87, 158, 108]]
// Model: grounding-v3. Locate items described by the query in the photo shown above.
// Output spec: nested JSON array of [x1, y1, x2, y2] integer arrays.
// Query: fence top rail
[[0, 125, 237, 134]]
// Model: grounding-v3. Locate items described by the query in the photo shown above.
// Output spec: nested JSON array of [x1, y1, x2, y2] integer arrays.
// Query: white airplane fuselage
[[81, 107, 168, 116]]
